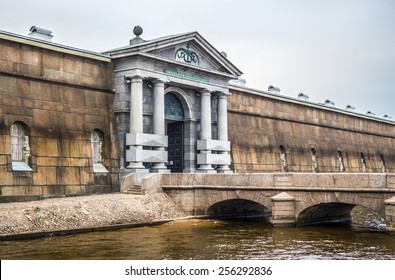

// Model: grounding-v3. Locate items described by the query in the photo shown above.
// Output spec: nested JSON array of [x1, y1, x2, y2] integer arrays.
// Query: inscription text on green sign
[[164, 69, 208, 83]]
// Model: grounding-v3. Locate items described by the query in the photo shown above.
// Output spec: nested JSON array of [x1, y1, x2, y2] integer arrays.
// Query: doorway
[[167, 121, 184, 172], [165, 92, 185, 172]]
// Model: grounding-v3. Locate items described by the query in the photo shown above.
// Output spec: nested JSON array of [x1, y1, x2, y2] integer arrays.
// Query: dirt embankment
[[0, 193, 186, 236]]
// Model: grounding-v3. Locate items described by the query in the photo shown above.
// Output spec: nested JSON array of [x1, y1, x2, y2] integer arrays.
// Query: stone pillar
[[384, 196, 395, 233], [216, 93, 232, 173], [127, 75, 145, 170], [270, 192, 296, 227], [151, 79, 168, 172], [198, 89, 215, 172]]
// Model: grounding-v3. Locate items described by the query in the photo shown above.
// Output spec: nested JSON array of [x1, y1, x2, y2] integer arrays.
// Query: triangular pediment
[[105, 32, 242, 78]]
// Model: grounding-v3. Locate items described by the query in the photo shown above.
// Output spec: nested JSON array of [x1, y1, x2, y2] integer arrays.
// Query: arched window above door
[[165, 92, 184, 121]]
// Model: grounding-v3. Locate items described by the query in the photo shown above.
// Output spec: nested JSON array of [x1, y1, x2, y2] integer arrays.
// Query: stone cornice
[[230, 84, 395, 126], [0, 30, 111, 62]]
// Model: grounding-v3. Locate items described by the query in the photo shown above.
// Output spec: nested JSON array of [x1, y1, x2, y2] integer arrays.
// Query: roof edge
[[229, 84, 395, 125], [0, 30, 111, 62]]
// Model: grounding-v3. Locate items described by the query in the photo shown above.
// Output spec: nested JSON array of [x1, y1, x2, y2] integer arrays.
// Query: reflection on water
[[0, 219, 394, 260]]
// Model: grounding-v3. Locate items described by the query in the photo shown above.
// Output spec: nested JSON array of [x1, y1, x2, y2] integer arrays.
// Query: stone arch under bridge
[[198, 189, 392, 226], [133, 172, 395, 232], [207, 199, 271, 219], [296, 203, 358, 226]]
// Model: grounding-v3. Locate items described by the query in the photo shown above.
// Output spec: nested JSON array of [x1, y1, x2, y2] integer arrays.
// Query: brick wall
[[228, 87, 395, 173], [0, 38, 119, 201]]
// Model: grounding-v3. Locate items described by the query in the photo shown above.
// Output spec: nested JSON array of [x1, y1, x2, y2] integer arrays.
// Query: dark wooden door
[[167, 122, 184, 173]]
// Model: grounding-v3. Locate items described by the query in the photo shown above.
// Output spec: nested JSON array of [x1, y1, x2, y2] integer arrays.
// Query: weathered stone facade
[[228, 86, 395, 173], [1, 27, 394, 203], [0, 32, 119, 201]]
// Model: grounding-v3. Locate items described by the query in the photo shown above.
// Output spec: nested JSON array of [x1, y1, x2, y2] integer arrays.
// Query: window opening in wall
[[279, 145, 288, 172], [10, 122, 32, 171], [380, 154, 386, 173], [360, 152, 367, 172], [337, 150, 345, 172], [91, 130, 108, 173], [311, 148, 319, 172]]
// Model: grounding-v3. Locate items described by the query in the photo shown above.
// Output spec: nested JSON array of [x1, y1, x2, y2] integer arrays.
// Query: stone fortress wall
[[228, 86, 395, 173], [1, 28, 394, 203], [0, 36, 119, 202]]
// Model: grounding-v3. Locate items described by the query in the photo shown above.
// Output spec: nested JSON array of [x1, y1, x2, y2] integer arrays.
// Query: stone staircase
[[123, 185, 145, 195]]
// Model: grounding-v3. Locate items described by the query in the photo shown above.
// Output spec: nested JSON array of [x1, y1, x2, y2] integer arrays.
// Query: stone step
[[123, 185, 144, 195]]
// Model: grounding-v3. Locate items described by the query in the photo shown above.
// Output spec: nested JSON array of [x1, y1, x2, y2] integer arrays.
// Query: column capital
[[153, 79, 165, 86], [217, 94, 227, 100], [199, 88, 211, 96], [213, 90, 229, 96], [125, 75, 143, 84]]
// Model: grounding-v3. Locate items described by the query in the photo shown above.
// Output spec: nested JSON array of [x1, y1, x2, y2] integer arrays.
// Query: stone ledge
[[161, 185, 395, 193]]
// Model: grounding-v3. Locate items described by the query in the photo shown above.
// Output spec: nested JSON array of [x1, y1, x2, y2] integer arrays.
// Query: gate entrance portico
[[105, 27, 242, 178]]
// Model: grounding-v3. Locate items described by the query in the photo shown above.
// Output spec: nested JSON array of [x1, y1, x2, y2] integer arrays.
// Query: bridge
[[122, 172, 395, 232]]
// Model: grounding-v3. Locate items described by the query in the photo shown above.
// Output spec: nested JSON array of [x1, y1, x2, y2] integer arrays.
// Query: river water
[[0, 219, 394, 260]]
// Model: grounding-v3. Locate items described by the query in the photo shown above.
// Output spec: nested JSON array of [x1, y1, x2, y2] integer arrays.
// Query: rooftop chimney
[[28, 26, 53, 42]]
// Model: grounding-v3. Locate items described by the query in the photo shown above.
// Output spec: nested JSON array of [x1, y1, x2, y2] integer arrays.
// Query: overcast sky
[[1, 0, 394, 118]]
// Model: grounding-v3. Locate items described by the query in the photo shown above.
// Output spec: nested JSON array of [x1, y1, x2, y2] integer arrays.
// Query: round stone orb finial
[[133, 25, 143, 37]]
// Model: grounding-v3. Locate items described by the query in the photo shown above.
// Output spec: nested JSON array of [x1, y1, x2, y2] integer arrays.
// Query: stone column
[[151, 79, 168, 172], [198, 89, 214, 172], [217, 93, 232, 173], [127, 75, 145, 169]]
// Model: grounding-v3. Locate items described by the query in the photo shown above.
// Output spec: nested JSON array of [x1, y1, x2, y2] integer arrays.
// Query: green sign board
[[164, 69, 208, 83]]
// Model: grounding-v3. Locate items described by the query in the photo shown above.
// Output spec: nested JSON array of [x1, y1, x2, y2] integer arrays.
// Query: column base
[[150, 168, 171, 173], [217, 170, 233, 174], [126, 162, 145, 170], [196, 165, 217, 174], [217, 165, 233, 173]]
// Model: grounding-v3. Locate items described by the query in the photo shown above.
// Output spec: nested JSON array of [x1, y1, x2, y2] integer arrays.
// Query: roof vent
[[130, 25, 145, 45], [345, 104, 355, 110], [297, 93, 309, 100], [268, 85, 280, 94], [323, 99, 335, 106], [366, 111, 375, 116], [383, 114, 392, 119], [28, 26, 53, 41]]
